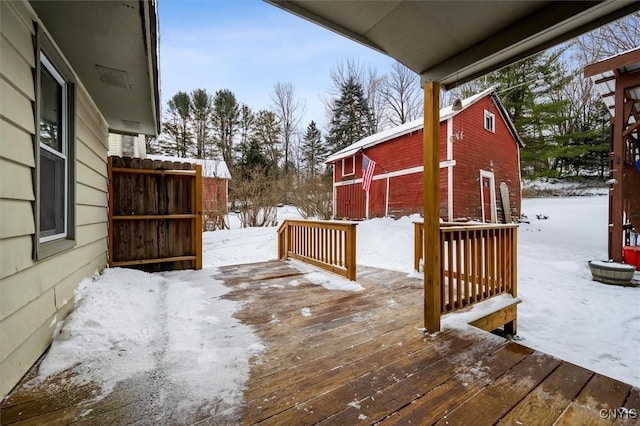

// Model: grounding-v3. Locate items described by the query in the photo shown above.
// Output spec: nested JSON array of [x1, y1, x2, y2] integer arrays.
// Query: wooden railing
[[414, 221, 518, 314], [278, 220, 357, 280]]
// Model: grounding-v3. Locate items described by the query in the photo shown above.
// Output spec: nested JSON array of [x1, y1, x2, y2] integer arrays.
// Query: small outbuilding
[[326, 88, 523, 222]]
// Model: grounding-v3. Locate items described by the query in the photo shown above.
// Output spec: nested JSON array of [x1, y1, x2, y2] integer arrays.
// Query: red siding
[[369, 179, 387, 217], [387, 173, 422, 218], [450, 96, 521, 222], [331, 94, 521, 221], [203, 177, 228, 214]]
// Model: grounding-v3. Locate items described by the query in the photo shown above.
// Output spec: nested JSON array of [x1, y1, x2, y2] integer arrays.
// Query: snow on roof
[[147, 155, 231, 179], [325, 87, 496, 163]]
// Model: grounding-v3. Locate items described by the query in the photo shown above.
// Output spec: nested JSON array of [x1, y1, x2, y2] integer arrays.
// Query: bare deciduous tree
[[292, 174, 333, 220], [271, 82, 304, 176], [232, 167, 279, 228], [383, 62, 422, 126], [574, 12, 640, 63]]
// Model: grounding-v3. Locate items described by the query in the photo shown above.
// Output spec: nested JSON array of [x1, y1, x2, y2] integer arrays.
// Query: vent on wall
[[96, 65, 129, 89], [121, 120, 141, 130]]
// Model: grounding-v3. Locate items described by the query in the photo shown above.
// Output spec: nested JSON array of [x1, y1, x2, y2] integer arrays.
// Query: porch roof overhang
[[266, 0, 639, 89], [584, 47, 640, 120], [30, 0, 161, 136]]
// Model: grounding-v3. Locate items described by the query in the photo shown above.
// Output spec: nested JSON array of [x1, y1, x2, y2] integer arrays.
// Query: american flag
[[362, 153, 376, 192]]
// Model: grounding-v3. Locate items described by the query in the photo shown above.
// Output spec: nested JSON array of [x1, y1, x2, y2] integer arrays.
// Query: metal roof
[[266, 1, 640, 89], [584, 48, 640, 119]]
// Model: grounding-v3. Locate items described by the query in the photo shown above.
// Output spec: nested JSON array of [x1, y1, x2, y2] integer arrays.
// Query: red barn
[[326, 88, 522, 222]]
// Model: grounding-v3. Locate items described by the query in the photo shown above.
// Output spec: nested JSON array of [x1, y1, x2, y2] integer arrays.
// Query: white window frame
[[342, 156, 355, 177], [484, 110, 495, 133], [39, 53, 69, 243], [34, 24, 76, 259]]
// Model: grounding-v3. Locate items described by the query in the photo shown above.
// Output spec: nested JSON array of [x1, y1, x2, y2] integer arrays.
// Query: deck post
[[193, 164, 203, 270], [346, 223, 357, 281], [423, 81, 441, 332], [610, 79, 625, 261], [505, 226, 518, 334]]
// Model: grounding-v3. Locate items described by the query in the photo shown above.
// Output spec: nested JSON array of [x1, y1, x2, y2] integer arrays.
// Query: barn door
[[480, 170, 496, 223], [335, 184, 366, 219]]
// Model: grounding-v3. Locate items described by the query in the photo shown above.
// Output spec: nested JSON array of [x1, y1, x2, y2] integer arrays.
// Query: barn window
[[484, 110, 495, 133], [34, 24, 76, 259], [342, 156, 355, 177]]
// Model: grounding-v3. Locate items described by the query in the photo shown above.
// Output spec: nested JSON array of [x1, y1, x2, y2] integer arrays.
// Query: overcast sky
[[159, 0, 397, 131]]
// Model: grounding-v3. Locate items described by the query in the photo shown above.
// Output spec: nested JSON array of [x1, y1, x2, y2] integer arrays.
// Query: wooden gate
[[107, 156, 203, 271]]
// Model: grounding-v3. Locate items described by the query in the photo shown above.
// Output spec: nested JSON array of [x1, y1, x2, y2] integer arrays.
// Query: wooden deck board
[[555, 373, 634, 426], [380, 342, 533, 425], [498, 361, 594, 425], [313, 332, 507, 425], [432, 352, 562, 426], [2, 260, 638, 425]]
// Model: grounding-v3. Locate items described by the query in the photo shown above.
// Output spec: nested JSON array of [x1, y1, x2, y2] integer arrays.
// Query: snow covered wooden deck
[[2, 260, 639, 425]]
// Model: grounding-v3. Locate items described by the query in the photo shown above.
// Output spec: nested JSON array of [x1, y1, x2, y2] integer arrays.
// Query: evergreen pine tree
[[326, 76, 375, 152], [212, 89, 240, 170], [486, 52, 569, 177], [162, 91, 192, 157], [251, 110, 281, 177], [190, 88, 213, 159], [237, 135, 269, 180], [301, 121, 327, 178]]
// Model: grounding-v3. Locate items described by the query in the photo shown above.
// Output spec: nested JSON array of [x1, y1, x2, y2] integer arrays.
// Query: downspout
[[332, 164, 336, 219], [365, 189, 370, 219], [385, 176, 390, 217]]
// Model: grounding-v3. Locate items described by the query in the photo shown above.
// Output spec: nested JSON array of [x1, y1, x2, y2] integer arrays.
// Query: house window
[[484, 110, 495, 133], [35, 26, 75, 258], [342, 156, 355, 177]]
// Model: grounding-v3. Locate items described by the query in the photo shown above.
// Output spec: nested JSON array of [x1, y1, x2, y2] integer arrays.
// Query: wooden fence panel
[[108, 156, 203, 271]]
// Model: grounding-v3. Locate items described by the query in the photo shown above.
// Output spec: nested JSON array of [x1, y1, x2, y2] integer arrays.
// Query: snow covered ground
[[34, 196, 640, 415], [35, 268, 264, 420]]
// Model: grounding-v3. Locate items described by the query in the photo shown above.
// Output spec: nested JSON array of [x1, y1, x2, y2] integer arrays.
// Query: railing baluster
[[440, 228, 449, 313], [455, 230, 462, 309], [464, 229, 470, 307], [447, 231, 454, 311]]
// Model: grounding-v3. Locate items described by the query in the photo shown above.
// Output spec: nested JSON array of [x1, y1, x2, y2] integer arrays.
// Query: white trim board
[[333, 161, 456, 187]]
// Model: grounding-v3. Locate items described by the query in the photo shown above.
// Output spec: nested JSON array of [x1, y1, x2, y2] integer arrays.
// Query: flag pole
[[358, 148, 388, 173]]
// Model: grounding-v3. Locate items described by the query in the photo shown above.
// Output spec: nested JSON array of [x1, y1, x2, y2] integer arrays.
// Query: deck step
[[444, 294, 521, 334]]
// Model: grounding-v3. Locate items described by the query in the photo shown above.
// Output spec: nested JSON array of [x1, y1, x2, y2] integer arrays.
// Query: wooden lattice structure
[[585, 48, 640, 262]]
